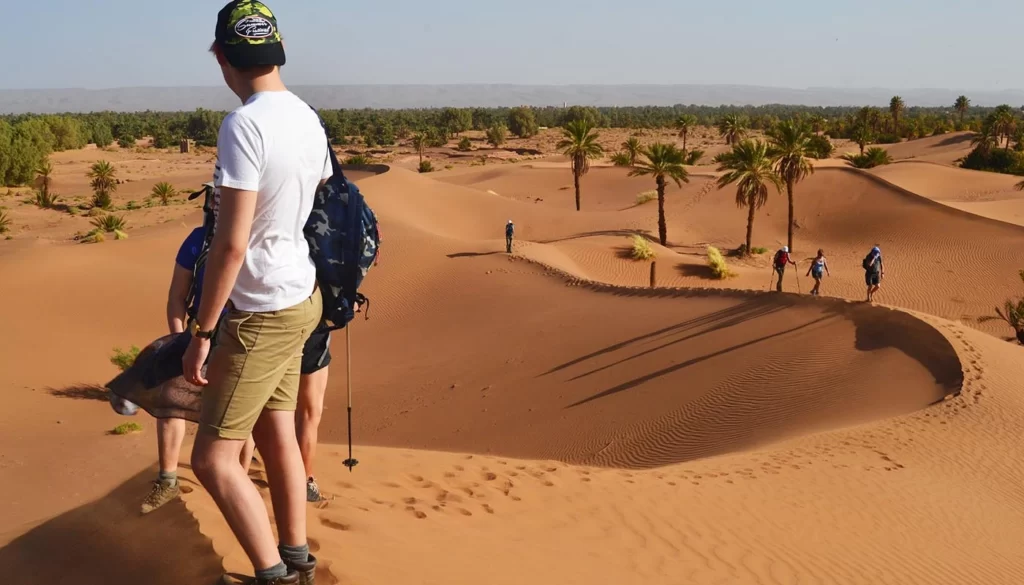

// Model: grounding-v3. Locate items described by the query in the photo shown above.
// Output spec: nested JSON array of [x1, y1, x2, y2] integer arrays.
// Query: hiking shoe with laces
[[141, 479, 180, 514], [285, 554, 317, 585], [306, 477, 322, 503]]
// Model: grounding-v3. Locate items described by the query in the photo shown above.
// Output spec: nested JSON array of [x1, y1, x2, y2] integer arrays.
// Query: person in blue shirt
[[505, 219, 515, 254]]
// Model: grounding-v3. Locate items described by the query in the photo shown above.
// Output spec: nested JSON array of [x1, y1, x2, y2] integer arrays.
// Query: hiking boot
[[285, 554, 317, 585], [306, 477, 322, 503], [253, 572, 300, 585], [141, 479, 180, 514]]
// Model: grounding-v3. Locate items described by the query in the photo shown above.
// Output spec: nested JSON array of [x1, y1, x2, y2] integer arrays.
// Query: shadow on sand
[[48, 384, 108, 402], [0, 469, 222, 585]]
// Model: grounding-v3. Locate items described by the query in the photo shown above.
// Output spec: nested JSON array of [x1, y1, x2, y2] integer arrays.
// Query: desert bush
[[110, 345, 141, 371], [419, 161, 435, 173], [980, 270, 1024, 344], [457, 137, 472, 151], [636, 190, 657, 205], [558, 105, 605, 128], [126, 200, 138, 210], [684, 149, 705, 165], [874, 133, 901, 144], [486, 124, 507, 148], [0, 210, 10, 234], [806, 134, 835, 159], [112, 422, 143, 435], [117, 136, 136, 149], [150, 182, 177, 206], [507, 107, 539, 138], [841, 147, 892, 169], [89, 214, 128, 241], [751, 246, 769, 255], [706, 245, 734, 279], [611, 151, 632, 167], [344, 155, 369, 165], [88, 160, 117, 209], [630, 235, 655, 260], [960, 145, 1024, 174]]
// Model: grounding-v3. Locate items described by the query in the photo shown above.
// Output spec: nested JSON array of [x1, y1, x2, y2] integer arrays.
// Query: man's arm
[[166, 264, 193, 334], [193, 187, 257, 331]]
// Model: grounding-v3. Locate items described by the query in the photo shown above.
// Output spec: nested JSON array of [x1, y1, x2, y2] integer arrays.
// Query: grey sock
[[279, 543, 310, 565], [255, 562, 288, 581], [158, 470, 177, 487]]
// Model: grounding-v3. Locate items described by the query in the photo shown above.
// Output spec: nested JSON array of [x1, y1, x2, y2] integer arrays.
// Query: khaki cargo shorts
[[199, 291, 323, 440]]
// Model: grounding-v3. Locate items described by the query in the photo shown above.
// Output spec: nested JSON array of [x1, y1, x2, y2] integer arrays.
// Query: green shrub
[[126, 200, 138, 210], [117, 136, 136, 149], [87, 160, 117, 209], [0, 210, 11, 234], [457, 137, 472, 151], [636, 190, 657, 205], [841, 147, 893, 169], [875, 133, 901, 144], [112, 422, 143, 435], [684, 149, 705, 165], [344, 155, 369, 165], [630, 235, 655, 260], [110, 345, 141, 371], [150, 182, 177, 206], [960, 145, 1024, 174], [418, 160, 435, 173], [485, 124, 507, 148], [806, 134, 835, 159], [706, 245, 734, 279], [610, 151, 632, 167], [751, 246, 769, 255], [88, 214, 128, 242], [507, 107, 539, 138]]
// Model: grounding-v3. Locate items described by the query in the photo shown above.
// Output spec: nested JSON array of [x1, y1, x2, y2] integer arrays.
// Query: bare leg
[[252, 409, 308, 547], [240, 435, 256, 476], [296, 367, 330, 480], [157, 417, 187, 474], [191, 432, 282, 570]]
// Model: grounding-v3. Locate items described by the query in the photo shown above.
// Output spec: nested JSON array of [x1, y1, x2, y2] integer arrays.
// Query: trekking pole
[[342, 322, 359, 472], [795, 268, 802, 294], [767, 270, 774, 291]]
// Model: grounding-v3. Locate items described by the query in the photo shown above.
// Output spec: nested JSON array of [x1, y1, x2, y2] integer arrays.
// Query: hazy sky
[[5, 0, 1021, 90]]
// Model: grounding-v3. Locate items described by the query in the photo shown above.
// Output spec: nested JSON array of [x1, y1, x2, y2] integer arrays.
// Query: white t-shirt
[[213, 90, 332, 312]]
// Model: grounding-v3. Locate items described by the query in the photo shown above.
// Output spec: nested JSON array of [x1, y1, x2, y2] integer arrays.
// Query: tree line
[[0, 97, 1018, 188]]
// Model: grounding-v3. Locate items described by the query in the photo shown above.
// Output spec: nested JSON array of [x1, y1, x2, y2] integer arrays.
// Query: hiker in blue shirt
[[505, 219, 515, 253], [863, 246, 885, 302], [805, 249, 830, 296]]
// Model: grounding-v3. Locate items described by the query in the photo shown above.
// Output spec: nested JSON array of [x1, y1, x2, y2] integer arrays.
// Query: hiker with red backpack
[[772, 246, 797, 292]]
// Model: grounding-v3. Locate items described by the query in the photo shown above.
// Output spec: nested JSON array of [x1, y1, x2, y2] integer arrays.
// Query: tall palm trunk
[[745, 196, 756, 255], [573, 165, 581, 211], [682, 130, 688, 153], [786, 177, 795, 252], [656, 175, 667, 246]]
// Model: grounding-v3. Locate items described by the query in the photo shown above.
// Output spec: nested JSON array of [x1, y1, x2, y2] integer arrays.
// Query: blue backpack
[[305, 113, 381, 331]]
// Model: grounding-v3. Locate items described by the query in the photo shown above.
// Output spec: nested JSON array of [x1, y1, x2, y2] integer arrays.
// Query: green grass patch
[[631, 235, 655, 260], [112, 422, 143, 435], [110, 346, 141, 371]]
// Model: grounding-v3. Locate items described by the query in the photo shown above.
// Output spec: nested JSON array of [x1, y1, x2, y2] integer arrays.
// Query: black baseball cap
[[214, 1, 286, 69]]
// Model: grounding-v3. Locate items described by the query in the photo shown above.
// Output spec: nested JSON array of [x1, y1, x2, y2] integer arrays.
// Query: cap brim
[[223, 42, 285, 68]]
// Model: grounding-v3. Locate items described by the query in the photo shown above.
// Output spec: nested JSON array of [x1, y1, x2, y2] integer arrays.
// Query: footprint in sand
[[458, 508, 473, 516], [482, 504, 495, 514], [405, 506, 428, 519], [319, 516, 351, 531], [308, 538, 321, 553], [409, 474, 424, 482], [403, 497, 418, 505], [454, 465, 465, 472], [483, 472, 498, 481]]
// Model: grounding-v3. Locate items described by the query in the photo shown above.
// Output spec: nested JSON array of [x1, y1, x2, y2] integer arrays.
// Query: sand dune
[[3, 147, 1024, 585], [876, 131, 977, 165]]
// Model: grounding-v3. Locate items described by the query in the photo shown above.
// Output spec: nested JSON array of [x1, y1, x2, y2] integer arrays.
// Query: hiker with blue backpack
[[506, 219, 515, 253], [805, 249, 830, 296], [184, 4, 337, 583], [863, 246, 885, 302], [772, 246, 797, 292]]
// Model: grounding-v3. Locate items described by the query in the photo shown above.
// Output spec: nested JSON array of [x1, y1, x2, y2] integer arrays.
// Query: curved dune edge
[[172, 322, 1024, 585]]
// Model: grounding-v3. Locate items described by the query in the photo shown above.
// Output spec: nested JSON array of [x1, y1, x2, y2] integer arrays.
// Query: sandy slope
[[2, 153, 1024, 584], [875, 131, 977, 165]]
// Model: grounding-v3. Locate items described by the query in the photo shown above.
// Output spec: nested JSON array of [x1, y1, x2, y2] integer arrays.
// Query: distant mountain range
[[2, 84, 1024, 114]]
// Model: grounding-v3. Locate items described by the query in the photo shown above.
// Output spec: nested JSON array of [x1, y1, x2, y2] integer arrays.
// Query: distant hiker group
[[771, 244, 885, 302]]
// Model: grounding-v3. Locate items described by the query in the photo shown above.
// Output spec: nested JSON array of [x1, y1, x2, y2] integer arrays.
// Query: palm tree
[[557, 119, 604, 211], [150, 182, 177, 206], [717, 114, 748, 146], [954, 96, 970, 125], [1015, 179, 1024, 191], [889, 96, 905, 135], [675, 114, 698, 151], [992, 105, 1017, 148], [35, 159, 58, 208], [852, 122, 873, 155], [768, 121, 815, 253], [622, 137, 642, 166], [411, 133, 427, 166], [87, 160, 117, 210], [715, 140, 783, 255], [628, 143, 689, 246], [808, 115, 827, 134]]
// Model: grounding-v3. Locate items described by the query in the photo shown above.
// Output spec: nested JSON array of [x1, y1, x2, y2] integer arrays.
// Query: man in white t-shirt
[[182, 2, 329, 584]]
